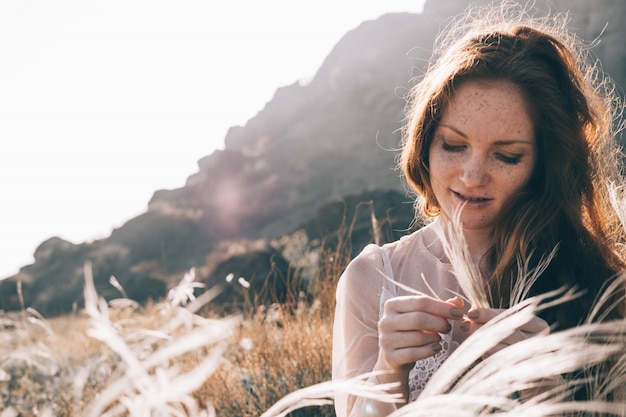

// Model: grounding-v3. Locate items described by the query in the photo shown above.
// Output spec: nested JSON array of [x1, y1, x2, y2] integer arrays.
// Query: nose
[[459, 154, 489, 187]]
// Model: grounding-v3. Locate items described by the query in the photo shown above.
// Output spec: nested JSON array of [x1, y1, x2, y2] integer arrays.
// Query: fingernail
[[468, 310, 479, 320], [460, 322, 469, 332], [445, 323, 452, 333], [451, 308, 463, 318], [432, 343, 442, 352]]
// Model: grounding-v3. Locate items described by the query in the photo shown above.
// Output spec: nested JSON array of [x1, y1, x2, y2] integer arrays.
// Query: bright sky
[[0, 0, 426, 279]]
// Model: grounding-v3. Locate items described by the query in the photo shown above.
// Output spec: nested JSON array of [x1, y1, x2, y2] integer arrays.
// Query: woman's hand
[[375, 295, 464, 375], [460, 307, 549, 356]]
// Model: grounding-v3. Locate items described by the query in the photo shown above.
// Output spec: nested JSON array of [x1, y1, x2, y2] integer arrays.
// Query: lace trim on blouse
[[379, 246, 459, 401]]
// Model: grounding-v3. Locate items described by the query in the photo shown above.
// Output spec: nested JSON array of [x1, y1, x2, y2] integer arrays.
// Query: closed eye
[[441, 141, 465, 153], [496, 153, 522, 165]]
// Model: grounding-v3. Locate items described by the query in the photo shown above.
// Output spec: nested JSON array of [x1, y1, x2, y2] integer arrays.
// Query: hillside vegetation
[[0, 226, 349, 416]]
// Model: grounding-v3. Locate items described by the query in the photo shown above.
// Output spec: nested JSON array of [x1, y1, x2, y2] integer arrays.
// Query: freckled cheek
[[429, 151, 460, 181], [496, 163, 535, 193]]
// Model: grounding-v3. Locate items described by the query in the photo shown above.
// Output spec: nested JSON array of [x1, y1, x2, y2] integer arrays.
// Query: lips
[[453, 191, 491, 202]]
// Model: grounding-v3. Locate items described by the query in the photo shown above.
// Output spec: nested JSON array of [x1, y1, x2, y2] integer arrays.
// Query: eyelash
[[440, 141, 523, 165], [497, 154, 522, 165], [441, 141, 463, 153]]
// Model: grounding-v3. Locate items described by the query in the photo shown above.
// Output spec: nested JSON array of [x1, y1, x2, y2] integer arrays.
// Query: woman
[[332, 4, 626, 416]]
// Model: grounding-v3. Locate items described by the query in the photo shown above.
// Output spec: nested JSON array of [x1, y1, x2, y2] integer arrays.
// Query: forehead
[[440, 80, 535, 141]]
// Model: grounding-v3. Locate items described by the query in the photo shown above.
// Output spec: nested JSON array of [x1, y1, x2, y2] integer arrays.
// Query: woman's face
[[428, 80, 536, 234]]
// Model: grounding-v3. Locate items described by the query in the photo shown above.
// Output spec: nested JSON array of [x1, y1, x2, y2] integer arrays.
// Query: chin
[[457, 217, 494, 232]]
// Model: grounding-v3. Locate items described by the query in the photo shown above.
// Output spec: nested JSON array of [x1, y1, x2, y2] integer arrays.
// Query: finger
[[459, 319, 481, 335], [386, 342, 446, 366], [466, 307, 506, 324], [467, 310, 549, 334], [462, 315, 548, 342], [518, 316, 550, 334], [446, 295, 465, 310], [380, 311, 452, 334], [385, 296, 464, 319], [379, 330, 441, 351]]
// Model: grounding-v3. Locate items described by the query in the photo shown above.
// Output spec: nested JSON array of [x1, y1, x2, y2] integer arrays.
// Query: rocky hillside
[[2, 0, 625, 316]]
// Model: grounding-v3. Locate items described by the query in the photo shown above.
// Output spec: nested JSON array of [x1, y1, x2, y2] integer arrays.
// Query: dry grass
[[1, 206, 625, 416], [0, 234, 346, 417], [191, 235, 348, 416], [196, 298, 334, 416]]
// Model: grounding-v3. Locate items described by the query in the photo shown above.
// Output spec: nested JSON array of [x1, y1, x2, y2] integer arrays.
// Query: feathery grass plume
[[587, 182, 626, 405], [510, 246, 559, 306], [369, 201, 383, 246], [17, 306, 56, 342], [159, 284, 224, 335], [260, 372, 403, 417], [260, 295, 624, 417], [2, 343, 59, 376], [257, 288, 623, 416], [237, 276, 251, 289], [259, 241, 623, 416], [580, 271, 626, 407], [82, 262, 238, 417], [585, 273, 626, 324], [435, 206, 490, 308], [385, 289, 626, 416], [16, 279, 25, 313], [167, 268, 205, 308], [109, 275, 128, 299], [376, 268, 436, 299], [417, 288, 571, 397], [585, 331, 626, 413], [437, 205, 559, 308]]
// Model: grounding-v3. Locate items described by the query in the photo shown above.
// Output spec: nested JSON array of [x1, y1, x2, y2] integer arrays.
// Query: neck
[[463, 229, 492, 265], [438, 216, 492, 269]]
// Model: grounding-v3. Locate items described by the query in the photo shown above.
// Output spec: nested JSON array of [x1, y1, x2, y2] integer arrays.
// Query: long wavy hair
[[400, 4, 626, 328]]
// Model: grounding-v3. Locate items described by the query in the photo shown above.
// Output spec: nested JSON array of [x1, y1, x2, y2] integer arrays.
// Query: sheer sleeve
[[332, 244, 396, 416]]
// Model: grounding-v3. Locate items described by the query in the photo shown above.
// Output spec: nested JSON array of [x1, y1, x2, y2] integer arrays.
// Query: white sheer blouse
[[332, 220, 468, 416]]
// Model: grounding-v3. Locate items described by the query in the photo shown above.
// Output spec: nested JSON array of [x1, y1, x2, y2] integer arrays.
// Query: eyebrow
[[438, 124, 534, 145]]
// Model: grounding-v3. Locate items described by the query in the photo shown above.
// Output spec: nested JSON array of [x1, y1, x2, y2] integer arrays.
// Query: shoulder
[[337, 222, 440, 295], [338, 244, 384, 291], [382, 221, 440, 259], [334, 244, 386, 318]]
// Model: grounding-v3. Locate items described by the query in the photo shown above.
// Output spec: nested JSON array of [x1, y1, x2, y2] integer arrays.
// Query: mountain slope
[[2, 0, 625, 316]]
